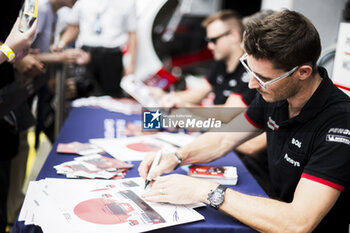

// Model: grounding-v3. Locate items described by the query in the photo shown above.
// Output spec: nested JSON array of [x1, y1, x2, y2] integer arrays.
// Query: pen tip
[[144, 180, 150, 190]]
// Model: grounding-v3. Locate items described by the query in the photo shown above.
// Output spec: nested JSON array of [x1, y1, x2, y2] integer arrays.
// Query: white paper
[[54, 154, 132, 179], [155, 132, 198, 148], [18, 178, 204, 233], [90, 136, 177, 161], [72, 96, 141, 114], [120, 74, 160, 108]]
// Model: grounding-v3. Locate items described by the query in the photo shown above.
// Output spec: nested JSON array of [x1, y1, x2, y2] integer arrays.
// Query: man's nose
[[248, 75, 260, 89], [207, 41, 215, 50]]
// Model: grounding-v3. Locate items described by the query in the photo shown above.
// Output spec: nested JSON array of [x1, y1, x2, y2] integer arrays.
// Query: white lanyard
[[94, 0, 113, 34]]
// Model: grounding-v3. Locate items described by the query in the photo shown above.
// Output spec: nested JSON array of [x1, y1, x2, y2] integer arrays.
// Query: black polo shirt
[[206, 61, 257, 105], [245, 67, 350, 233]]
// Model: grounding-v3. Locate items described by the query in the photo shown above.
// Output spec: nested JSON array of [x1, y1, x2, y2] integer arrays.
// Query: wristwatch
[[173, 152, 182, 170], [207, 184, 227, 209]]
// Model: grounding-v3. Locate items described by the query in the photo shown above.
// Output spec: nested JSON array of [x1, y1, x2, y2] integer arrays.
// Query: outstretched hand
[[61, 49, 90, 65]]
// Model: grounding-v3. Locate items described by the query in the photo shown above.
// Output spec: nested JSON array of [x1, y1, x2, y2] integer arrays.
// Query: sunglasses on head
[[205, 30, 231, 44]]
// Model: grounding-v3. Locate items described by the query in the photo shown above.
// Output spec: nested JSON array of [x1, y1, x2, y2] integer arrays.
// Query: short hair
[[202, 9, 244, 39], [242, 9, 275, 26], [243, 10, 321, 73]]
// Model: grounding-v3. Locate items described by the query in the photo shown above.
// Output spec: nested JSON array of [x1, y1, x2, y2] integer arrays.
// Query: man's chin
[[259, 92, 274, 103], [213, 54, 223, 61]]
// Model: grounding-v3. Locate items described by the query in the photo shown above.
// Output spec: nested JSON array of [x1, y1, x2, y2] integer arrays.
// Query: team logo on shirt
[[222, 90, 232, 97], [291, 138, 302, 148], [284, 153, 300, 167], [326, 128, 350, 145], [229, 79, 237, 87], [328, 128, 350, 135], [267, 116, 279, 131], [216, 75, 224, 84]]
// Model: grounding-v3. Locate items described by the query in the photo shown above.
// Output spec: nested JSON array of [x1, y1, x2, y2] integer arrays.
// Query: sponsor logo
[[328, 128, 350, 135], [284, 153, 300, 167], [291, 138, 302, 148], [229, 79, 237, 87], [143, 110, 162, 129], [267, 116, 279, 131], [326, 134, 350, 145], [216, 75, 224, 84], [223, 90, 232, 97]]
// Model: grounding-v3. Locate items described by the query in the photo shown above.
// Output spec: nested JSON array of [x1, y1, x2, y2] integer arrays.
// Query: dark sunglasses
[[205, 30, 231, 44]]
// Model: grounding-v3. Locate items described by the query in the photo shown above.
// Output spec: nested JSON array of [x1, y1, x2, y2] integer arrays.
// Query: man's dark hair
[[202, 9, 244, 39], [242, 9, 275, 26], [243, 10, 321, 73]]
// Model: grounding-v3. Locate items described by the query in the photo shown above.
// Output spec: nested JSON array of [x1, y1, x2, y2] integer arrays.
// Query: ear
[[297, 65, 313, 81], [230, 30, 241, 44]]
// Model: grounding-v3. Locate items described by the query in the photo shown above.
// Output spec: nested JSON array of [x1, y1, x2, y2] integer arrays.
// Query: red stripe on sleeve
[[244, 111, 263, 129], [334, 83, 350, 92], [230, 93, 248, 106], [301, 173, 345, 192], [204, 76, 212, 87]]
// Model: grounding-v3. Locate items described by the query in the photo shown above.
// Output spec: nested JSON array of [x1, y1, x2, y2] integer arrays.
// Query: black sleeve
[[303, 107, 350, 191], [241, 88, 258, 106], [206, 62, 223, 87]]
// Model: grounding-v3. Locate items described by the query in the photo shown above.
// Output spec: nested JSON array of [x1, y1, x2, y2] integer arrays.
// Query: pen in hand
[[144, 150, 162, 190]]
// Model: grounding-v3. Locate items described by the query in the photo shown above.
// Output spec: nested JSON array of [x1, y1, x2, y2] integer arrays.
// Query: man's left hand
[[142, 174, 217, 205]]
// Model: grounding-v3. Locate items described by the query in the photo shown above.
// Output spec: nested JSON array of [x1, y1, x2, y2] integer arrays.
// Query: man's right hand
[[14, 54, 45, 79], [138, 151, 181, 181], [60, 49, 90, 65]]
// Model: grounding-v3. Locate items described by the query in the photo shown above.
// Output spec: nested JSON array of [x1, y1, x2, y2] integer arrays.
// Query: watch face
[[210, 191, 224, 205]]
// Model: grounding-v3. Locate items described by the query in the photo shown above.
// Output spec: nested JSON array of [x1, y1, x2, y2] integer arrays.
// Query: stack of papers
[[120, 74, 160, 108], [154, 132, 198, 148], [121, 121, 158, 137], [19, 178, 204, 233], [89, 133, 198, 161], [54, 154, 133, 179], [189, 165, 238, 185], [72, 96, 141, 115], [89, 136, 178, 161], [56, 142, 105, 156]]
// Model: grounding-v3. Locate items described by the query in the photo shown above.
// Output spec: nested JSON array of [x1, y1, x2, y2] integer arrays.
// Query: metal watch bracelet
[[173, 152, 182, 170]]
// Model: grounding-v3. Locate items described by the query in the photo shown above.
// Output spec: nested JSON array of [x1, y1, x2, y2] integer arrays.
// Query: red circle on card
[[126, 142, 161, 152], [74, 198, 133, 225]]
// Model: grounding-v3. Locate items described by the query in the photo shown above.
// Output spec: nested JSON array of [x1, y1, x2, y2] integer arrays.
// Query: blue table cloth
[[14, 107, 267, 233]]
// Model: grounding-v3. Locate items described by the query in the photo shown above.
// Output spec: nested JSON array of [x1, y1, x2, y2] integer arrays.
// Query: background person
[[0, 19, 37, 65], [55, 0, 137, 98], [159, 10, 256, 110], [5, 0, 87, 229], [0, 1, 38, 231]]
